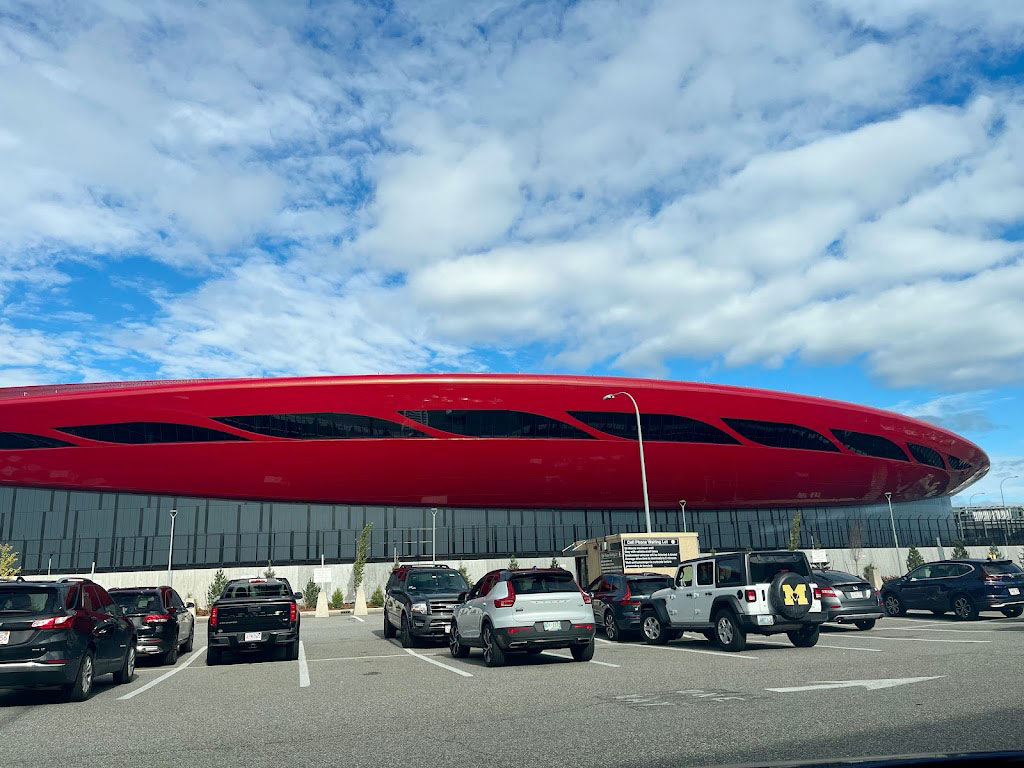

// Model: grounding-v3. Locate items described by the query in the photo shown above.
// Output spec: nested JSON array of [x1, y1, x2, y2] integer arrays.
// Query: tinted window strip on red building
[[722, 418, 839, 452], [0, 432, 75, 449], [56, 422, 248, 444], [830, 429, 909, 461], [907, 443, 945, 468], [568, 412, 738, 444], [215, 413, 429, 439], [399, 410, 593, 439]]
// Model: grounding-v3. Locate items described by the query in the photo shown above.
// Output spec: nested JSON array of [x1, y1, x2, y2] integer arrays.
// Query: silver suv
[[640, 550, 826, 652], [449, 568, 596, 667]]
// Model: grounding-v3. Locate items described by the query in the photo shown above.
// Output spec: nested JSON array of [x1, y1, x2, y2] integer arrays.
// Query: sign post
[[314, 564, 331, 618]]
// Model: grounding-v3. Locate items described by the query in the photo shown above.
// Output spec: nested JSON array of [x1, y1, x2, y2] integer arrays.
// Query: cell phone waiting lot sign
[[622, 538, 680, 570]]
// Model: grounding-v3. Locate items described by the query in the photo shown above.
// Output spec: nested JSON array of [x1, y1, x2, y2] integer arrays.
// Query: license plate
[[243, 632, 262, 642], [848, 591, 864, 599], [0, 631, 9, 645], [543, 621, 561, 631], [1010, 588, 1020, 596], [442, 624, 450, 633], [756, 615, 775, 626]]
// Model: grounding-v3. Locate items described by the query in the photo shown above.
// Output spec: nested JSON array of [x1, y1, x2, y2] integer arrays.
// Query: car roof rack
[[393, 563, 451, 570], [56, 577, 95, 584]]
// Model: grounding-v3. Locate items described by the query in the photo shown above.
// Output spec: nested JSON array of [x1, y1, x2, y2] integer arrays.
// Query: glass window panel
[[0, 432, 75, 449], [722, 418, 839, 452], [214, 413, 429, 439], [400, 410, 593, 439], [831, 430, 909, 461], [569, 412, 738, 444], [55, 422, 247, 444]]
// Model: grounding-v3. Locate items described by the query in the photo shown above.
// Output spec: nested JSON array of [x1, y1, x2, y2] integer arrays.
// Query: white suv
[[640, 550, 826, 652], [449, 568, 596, 667]]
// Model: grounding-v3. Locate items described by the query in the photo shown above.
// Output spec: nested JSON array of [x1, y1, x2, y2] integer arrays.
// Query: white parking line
[[817, 644, 884, 653], [542, 651, 620, 667], [308, 653, 408, 663], [852, 635, 990, 644], [350, 615, 366, 623], [403, 647, 473, 677], [118, 646, 208, 700], [298, 641, 310, 687], [877, 625, 1003, 633], [636, 642, 759, 660], [596, 638, 615, 645]]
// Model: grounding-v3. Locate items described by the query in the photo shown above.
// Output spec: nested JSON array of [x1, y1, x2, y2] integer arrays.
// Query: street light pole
[[678, 500, 687, 533], [431, 508, 438, 565], [969, 492, 985, 508], [167, 508, 177, 588], [1000, 476, 1019, 509], [884, 492, 900, 571], [604, 392, 652, 534]]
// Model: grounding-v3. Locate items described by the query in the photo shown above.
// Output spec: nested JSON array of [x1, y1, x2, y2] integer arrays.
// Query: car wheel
[[182, 627, 194, 653], [449, 622, 470, 659], [713, 610, 747, 652], [883, 592, 905, 617], [952, 594, 978, 621], [788, 626, 820, 647], [482, 624, 506, 667], [383, 610, 396, 639], [65, 650, 95, 702], [1001, 607, 1023, 618], [206, 648, 221, 666], [287, 639, 299, 661], [162, 642, 179, 666], [854, 619, 876, 631], [113, 644, 135, 684], [571, 638, 595, 662], [603, 612, 619, 641], [400, 615, 416, 648], [641, 612, 669, 645]]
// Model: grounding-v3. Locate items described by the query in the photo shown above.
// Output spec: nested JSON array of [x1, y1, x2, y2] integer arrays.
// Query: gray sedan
[[812, 569, 885, 630]]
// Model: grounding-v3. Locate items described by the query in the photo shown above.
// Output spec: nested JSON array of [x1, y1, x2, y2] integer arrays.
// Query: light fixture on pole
[[167, 508, 177, 589], [999, 476, 1019, 509], [604, 391, 652, 534], [431, 507, 438, 565], [678, 500, 687, 533], [969, 492, 985, 508], [884, 492, 900, 569]]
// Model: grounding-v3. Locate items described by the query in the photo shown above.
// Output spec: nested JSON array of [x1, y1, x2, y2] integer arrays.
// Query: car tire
[[162, 642, 179, 666], [1001, 607, 1023, 618], [449, 622, 470, 659], [854, 619, 876, 631], [702, 630, 716, 643], [206, 648, 221, 666], [400, 615, 416, 648], [182, 627, 194, 653], [571, 639, 595, 662], [65, 650, 95, 702], [882, 592, 905, 617], [383, 610, 396, 639], [481, 624, 506, 668], [952, 594, 979, 621], [287, 639, 299, 661], [788, 626, 820, 647], [641, 612, 669, 645], [603, 612, 620, 641], [113, 644, 135, 685], [712, 610, 747, 652]]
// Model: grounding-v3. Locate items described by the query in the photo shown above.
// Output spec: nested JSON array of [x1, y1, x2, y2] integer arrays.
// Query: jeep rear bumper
[[737, 612, 827, 633]]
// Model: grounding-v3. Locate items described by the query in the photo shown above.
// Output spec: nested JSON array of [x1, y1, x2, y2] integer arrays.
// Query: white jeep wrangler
[[640, 550, 826, 652]]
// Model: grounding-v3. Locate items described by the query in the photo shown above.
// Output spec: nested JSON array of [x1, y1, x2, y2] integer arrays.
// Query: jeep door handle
[[704, 592, 713, 596]]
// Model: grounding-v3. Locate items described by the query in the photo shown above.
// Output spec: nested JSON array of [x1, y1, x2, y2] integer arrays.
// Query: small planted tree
[[906, 546, 924, 571], [329, 588, 345, 610], [848, 522, 864, 571], [207, 569, 229, 608], [550, 557, 559, 569], [0, 542, 21, 579], [353, 523, 373, 591], [787, 512, 802, 551], [863, 563, 877, 584], [508, 554, 520, 569], [988, 544, 1003, 560], [457, 562, 470, 583], [263, 561, 276, 579], [951, 540, 970, 559], [369, 585, 385, 608], [303, 578, 320, 609]]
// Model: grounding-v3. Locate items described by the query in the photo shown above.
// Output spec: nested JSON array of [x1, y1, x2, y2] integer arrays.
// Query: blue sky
[[1, 1, 1022, 504]]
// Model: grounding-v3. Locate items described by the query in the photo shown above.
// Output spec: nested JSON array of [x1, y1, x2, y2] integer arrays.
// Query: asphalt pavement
[[1, 610, 1022, 767]]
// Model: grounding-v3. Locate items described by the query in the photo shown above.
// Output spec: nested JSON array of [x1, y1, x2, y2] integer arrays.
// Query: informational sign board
[[622, 538, 680, 570], [599, 549, 624, 574], [313, 567, 331, 584]]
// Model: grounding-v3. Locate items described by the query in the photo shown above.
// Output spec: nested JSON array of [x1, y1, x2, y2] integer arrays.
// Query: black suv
[[0, 578, 136, 701], [587, 572, 673, 640], [881, 559, 1024, 620], [110, 586, 196, 665], [383, 564, 470, 647]]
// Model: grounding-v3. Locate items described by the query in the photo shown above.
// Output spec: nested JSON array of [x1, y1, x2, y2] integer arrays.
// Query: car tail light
[[144, 614, 171, 624], [249, 578, 267, 583], [813, 587, 822, 600], [210, 607, 218, 627], [620, 584, 639, 607], [819, 587, 837, 599], [289, 602, 297, 623], [744, 589, 757, 603], [30, 615, 73, 630], [507, 627, 530, 634], [494, 581, 516, 609], [579, 586, 592, 605], [573, 623, 594, 630]]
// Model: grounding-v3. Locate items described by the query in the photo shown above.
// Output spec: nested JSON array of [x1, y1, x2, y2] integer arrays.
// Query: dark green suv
[[383, 565, 470, 647]]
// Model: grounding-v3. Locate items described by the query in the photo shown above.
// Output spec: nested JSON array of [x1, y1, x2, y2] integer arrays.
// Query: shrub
[[457, 563, 470, 583], [0, 542, 21, 579], [369, 585, 385, 608], [508, 555, 519, 569], [787, 512, 802, 550], [207, 569, 229, 608], [353, 523, 372, 590], [906, 546, 924, 571], [263, 561, 276, 579], [988, 544, 1003, 560], [550, 557, 559, 569], [303, 578, 321, 609], [862, 563, 876, 582], [329, 588, 345, 610], [951, 540, 970, 559]]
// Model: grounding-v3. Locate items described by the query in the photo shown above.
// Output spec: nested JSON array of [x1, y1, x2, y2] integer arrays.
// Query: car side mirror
[[456, 591, 468, 604], [186, 602, 195, 609], [294, 592, 304, 600]]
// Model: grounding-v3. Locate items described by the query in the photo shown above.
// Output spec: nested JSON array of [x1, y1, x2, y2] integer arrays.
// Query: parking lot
[[2, 610, 1022, 767]]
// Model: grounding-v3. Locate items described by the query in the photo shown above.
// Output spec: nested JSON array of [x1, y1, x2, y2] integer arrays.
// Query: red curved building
[[0, 374, 987, 509]]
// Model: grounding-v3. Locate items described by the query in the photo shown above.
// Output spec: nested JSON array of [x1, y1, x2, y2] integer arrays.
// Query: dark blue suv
[[587, 572, 673, 640], [881, 559, 1024, 620]]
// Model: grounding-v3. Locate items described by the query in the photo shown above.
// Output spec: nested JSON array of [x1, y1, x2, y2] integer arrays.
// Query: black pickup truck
[[207, 578, 302, 665]]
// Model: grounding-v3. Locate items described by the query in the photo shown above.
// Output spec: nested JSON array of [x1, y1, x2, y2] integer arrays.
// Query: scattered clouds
[[893, 391, 1003, 433]]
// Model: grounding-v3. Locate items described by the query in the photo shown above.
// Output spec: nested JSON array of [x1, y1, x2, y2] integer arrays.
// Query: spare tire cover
[[769, 571, 813, 619]]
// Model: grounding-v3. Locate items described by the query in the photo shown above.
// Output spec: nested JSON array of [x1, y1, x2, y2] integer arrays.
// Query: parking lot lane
[[118, 644, 208, 700], [816, 644, 884, 652], [846, 635, 991, 644], [542, 651, 620, 667], [403, 647, 474, 677], [298, 641, 310, 687], [350, 614, 365, 623]]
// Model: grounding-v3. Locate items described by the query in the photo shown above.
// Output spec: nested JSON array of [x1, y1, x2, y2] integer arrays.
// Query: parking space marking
[[636, 642, 759, 660], [350, 615, 366, 623], [817, 644, 884, 653], [852, 635, 990, 644], [404, 648, 473, 677], [118, 646, 208, 700], [543, 651, 621, 667], [298, 641, 310, 687], [596, 638, 614, 645], [878, 626, 1002, 633], [307, 653, 408, 663]]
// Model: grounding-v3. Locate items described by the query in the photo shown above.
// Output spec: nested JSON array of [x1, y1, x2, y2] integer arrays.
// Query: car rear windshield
[[626, 577, 672, 595], [0, 587, 60, 614], [112, 591, 164, 614], [509, 571, 578, 594], [406, 571, 469, 594], [982, 562, 1023, 576], [818, 570, 863, 585], [221, 582, 291, 599], [749, 553, 810, 583]]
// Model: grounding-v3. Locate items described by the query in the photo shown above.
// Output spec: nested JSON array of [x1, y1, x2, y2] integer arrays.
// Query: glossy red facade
[[0, 375, 987, 509]]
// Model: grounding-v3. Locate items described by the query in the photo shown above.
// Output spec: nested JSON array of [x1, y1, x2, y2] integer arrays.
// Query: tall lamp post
[[430, 507, 438, 565], [969, 492, 986, 508], [1000, 476, 1019, 509], [678, 500, 687, 533], [167, 508, 177, 589], [603, 391, 652, 534], [884, 492, 900, 571]]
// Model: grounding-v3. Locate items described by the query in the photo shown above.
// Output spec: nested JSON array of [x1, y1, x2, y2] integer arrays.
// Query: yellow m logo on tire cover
[[782, 583, 809, 606]]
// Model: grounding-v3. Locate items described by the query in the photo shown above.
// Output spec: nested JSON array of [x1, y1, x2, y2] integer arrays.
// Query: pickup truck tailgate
[[216, 601, 292, 632]]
